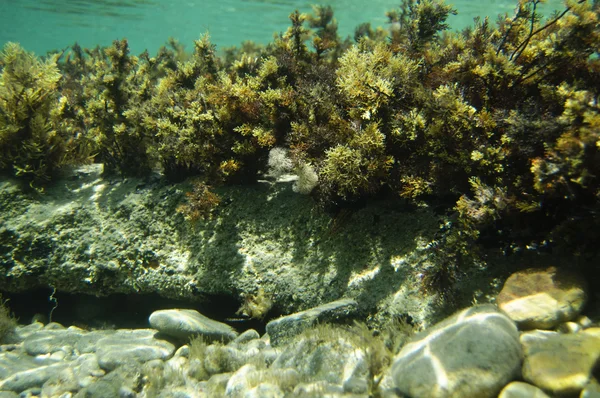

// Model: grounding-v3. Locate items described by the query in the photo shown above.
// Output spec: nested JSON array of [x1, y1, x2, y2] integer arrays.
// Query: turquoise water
[[1, 0, 564, 56]]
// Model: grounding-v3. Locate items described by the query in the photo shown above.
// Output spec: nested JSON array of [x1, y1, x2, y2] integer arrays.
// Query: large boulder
[[391, 304, 522, 398]]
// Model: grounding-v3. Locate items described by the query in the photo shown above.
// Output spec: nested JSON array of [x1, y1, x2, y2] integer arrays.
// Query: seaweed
[[0, 43, 81, 189]]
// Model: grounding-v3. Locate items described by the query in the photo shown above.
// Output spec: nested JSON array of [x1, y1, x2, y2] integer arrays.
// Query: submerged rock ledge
[[1, 165, 503, 327]]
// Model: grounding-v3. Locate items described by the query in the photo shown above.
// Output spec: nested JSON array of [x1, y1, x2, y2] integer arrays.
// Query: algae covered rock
[[497, 266, 588, 330], [521, 328, 600, 396], [265, 298, 358, 346]]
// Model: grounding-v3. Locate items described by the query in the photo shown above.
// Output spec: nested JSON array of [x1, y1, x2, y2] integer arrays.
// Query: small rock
[[498, 381, 550, 398], [265, 298, 358, 346], [233, 329, 260, 345], [149, 309, 238, 342], [557, 321, 581, 334], [0, 362, 70, 392], [75, 362, 141, 398], [578, 315, 594, 329], [203, 345, 246, 375], [95, 329, 175, 371], [0, 351, 39, 380], [9, 322, 44, 343], [41, 353, 103, 397], [271, 324, 367, 387], [41, 366, 79, 397], [391, 304, 522, 398], [521, 328, 600, 396], [23, 328, 85, 356], [343, 376, 369, 394], [205, 372, 231, 394], [292, 381, 345, 395], [225, 364, 257, 397], [244, 382, 284, 398], [497, 266, 588, 330]]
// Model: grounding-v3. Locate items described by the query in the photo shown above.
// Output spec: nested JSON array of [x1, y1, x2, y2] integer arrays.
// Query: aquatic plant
[[386, 0, 457, 53], [0, 43, 81, 188], [57, 39, 162, 176], [236, 287, 273, 320], [176, 180, 221, 222], [0, 294, 16, 343]]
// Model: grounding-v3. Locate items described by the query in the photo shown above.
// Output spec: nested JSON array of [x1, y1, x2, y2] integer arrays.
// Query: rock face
[[391, 304, 522, 398], [496, 266, 588, 330], [0, 165, 475, 328]]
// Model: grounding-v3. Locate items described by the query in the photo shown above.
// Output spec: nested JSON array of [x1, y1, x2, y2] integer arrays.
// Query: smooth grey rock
[[0, 362, 71, 392], [95, 329, 175, 371], [156, 387, 198, 398], [72, 353, 105, 386], [76, 329, 116, 353], [206, 372, 232, 394], [343, 376, 369, 394], [498, 381, 550, 398], [273, 368, 301, 392], [236, 337, 266, 353], [0, 339, 102, 395], [74, 363, 141, 398], [45, 322, 67, 330], [8, 322, 44, 344], [23, 327, 86, 356], [391, 304, 522, 398], [261, 347, 279, 366], [149, 309, 238, 342], [265, 298, 358, 346], [233, 329, 260, 345], [224, 365, 299, 398], [0, 351, 39, 379], [41, 366, 79, 397]]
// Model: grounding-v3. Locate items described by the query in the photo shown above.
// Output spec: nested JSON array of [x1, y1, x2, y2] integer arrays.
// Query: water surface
[[0, 0, 565, 55]]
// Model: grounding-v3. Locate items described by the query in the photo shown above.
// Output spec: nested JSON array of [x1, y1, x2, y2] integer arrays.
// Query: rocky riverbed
[[0, 265, 598, 397]]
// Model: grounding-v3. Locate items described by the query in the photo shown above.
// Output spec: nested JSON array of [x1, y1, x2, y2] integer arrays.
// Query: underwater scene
[[0, 0, 599, 397]]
